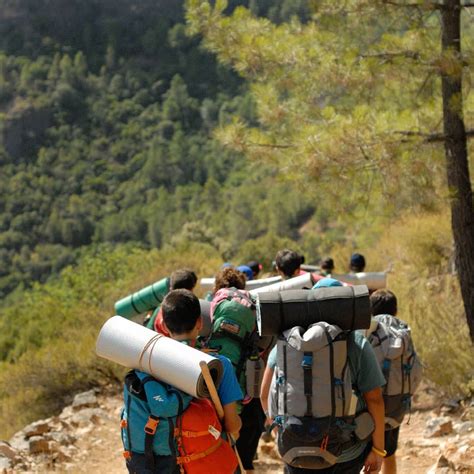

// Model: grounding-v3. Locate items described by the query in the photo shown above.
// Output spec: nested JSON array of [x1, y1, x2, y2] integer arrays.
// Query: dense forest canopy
[[0, 0, 320, 299], [0, 0, 472, 438]]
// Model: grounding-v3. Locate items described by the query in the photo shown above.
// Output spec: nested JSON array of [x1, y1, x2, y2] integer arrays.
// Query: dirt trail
[[62, 385, 456, 474]]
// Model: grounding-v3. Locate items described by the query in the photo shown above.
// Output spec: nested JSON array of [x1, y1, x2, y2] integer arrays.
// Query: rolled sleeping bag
[[199, 299, 212, 337], [96, 316, 223, 398], [249, 272, 314, 296], [332, 272, 387, 290], [246, 276, 282, 290], [199, 275, 282, 292], [115, 277, 170, 318], [255, 285, 371, 336]]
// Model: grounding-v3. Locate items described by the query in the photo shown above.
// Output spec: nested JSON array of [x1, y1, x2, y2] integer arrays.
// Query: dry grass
[[333, 210, 473, 397]]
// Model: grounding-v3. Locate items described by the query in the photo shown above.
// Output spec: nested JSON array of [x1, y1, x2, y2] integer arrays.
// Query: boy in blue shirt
[[122, 289, 242, 474]]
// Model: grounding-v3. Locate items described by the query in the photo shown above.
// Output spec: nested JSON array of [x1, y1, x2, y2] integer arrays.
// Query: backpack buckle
[[301, 354, 313, 368], [144, 416, 159, 435]]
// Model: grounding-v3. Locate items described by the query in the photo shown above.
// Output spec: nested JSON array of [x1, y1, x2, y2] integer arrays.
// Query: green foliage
[[186, 0, 472, 217], [0, 242, 222, 439]]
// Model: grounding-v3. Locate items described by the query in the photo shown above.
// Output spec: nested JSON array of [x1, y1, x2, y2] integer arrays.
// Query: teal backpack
[[205, 288, 259, 399], [121, 370, 192, 467]]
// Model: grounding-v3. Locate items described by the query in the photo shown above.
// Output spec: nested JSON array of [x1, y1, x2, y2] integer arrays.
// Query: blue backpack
[[121, 370, 192, 467]]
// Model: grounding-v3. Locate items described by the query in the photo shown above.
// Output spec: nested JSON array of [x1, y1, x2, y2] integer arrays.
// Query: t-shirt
[[267, 331, 385, 463], [216, 354, 243, 406], [153, 307, 170, 337]]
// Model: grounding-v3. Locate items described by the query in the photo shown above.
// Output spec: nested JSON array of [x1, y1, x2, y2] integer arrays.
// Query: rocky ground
[[0, 384, 472, 473]]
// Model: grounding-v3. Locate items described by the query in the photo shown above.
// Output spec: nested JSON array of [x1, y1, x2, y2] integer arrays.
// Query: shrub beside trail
[[332, 211, 474, 397], [0, 242, 221, 439]]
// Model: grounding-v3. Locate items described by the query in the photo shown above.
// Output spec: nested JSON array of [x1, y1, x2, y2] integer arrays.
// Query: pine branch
[[381, 0, 442, 9], [247, 141, 294, 149], [395, 129, 474, 142], [382, 0, 474, 9], [359, 51, 421, 61]]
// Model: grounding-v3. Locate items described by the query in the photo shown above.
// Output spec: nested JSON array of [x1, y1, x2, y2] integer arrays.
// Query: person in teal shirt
[[260, 278, 386, 474]]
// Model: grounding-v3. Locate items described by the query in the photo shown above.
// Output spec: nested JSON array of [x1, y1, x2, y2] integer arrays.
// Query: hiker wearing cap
[[260, 278, 386, 473], [237, 265, 254, 281], [350, 253, 366, 273], [275, 249, 305, 279], [121, 289, 242, 474], [247, 261, 262, 279]]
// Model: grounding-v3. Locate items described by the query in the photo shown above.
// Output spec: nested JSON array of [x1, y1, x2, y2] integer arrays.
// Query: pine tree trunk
[[441, 0, 474, 341]]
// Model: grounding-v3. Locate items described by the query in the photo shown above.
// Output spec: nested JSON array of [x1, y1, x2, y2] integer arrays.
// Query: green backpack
[[206, 288, 258, 398]]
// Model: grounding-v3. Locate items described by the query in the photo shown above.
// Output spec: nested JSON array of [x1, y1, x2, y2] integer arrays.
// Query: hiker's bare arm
[[260, 366, 274, 415], [363, 387, 385, 473], [223, 401, 242, 436]]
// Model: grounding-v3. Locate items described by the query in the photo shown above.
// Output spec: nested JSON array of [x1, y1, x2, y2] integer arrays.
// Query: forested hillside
[[0, 0, 316, 299], [0, 0, 472, 441]]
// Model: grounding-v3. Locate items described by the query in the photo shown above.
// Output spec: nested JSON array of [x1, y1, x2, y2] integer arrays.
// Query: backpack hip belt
[[176, 438, 224, 465]]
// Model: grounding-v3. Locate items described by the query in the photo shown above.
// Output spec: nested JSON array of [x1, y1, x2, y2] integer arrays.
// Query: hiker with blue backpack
[[121, 289, 242, 474], [260, 278, 386, 473], [366, 289, 422, 474]]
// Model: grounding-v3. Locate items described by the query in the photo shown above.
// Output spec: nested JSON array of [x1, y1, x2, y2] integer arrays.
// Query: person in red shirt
[[151, 269, 197, 336]]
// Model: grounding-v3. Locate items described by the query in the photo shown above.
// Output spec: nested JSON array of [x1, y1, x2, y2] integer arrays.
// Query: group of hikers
[[117, 249, 421, 474]]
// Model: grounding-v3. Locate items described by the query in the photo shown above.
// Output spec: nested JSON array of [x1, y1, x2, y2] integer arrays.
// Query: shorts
[[284, 442, 372, 474], [385, 427, 400, 457], [126, 452, 180, 474], [236, 398, 266, 470]]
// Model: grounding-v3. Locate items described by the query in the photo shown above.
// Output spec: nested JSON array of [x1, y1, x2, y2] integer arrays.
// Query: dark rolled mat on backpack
[[256, 285, 371, 335], [199, 299, 212, 337]]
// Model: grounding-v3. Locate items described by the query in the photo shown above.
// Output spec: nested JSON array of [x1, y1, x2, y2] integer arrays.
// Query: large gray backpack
[[269, 322, 374, 470], [366, 314, 422, 429]]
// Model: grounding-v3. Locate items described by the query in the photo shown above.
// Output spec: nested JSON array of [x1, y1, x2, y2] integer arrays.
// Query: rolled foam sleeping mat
[[255, 285, 371, 335], [199, 275, 282, 292], [96, 316, 223, 398], [301, 264, 321, 272], [332, 272, 387, 290], [115, 277, 170, 318], [249, 272, 314, 296], [199, 299, 212, 337]]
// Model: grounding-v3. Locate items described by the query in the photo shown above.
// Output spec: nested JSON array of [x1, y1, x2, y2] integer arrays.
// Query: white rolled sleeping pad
[[249, 272, 314, 296], [332, 272, 387, 290], [199, 275, 282, 292], [96, 316, 223, 398]]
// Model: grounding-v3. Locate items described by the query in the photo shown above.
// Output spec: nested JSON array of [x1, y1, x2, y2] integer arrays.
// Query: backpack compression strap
[[140, 375, 159, 470], [302, 352, 313, 417], [176, 438, 224, 467], [224, 287, 256, 309], [144, 415, 160, 469]]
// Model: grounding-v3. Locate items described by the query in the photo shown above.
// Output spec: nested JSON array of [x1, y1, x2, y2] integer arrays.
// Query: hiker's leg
[[383, 427, 399, 474], [383, 455, 397, 474], [236, 399, 265, 472], [332, 441, 372, 474], [126, 453, 178, 474]]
